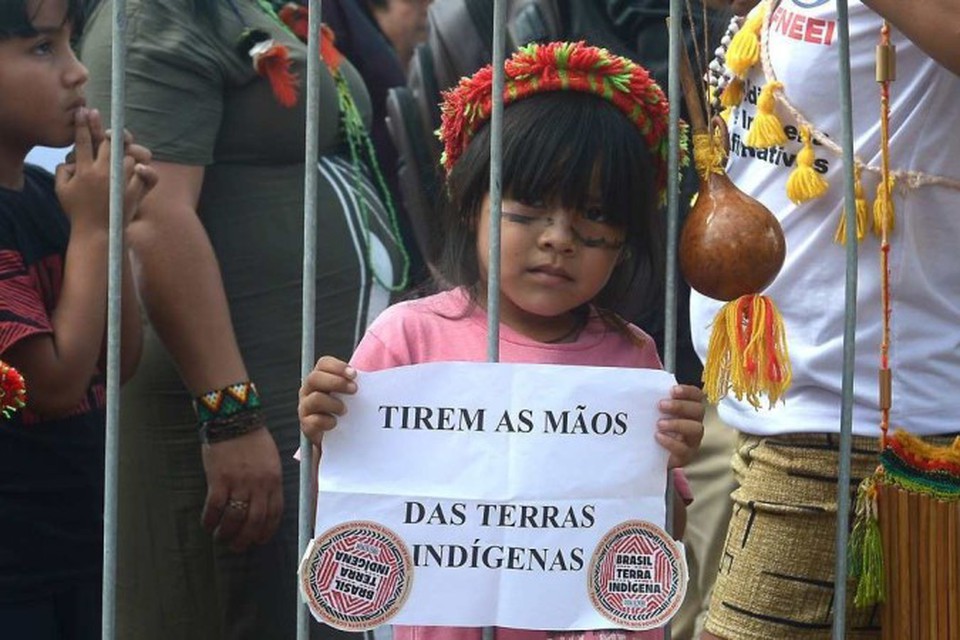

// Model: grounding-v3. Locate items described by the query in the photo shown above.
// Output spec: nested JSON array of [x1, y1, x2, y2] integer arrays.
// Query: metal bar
[[665, 0, 682, 378], [832, 0, 859, 637], [102, 0, 128, 638], [482, 2, 507, 638], [298, 1, 323, 638], [485, 0, 508, 366], [663, 3, 684, 639]]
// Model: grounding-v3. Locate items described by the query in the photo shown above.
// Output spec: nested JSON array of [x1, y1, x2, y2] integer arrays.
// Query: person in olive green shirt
[[81, 1, 407, 637]]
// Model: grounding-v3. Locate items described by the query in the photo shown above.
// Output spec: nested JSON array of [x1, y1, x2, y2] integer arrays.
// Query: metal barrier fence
[[298, 2, 324, 637], [102, 1, 127, 638], [98, 1, 862, 639]]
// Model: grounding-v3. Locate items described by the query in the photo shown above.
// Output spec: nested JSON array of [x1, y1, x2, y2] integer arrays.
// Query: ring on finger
[[227, 498, 250, 512]]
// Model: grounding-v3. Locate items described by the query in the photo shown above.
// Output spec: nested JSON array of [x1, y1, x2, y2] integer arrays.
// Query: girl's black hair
[[0, 0, 87, 39], [437, 90, 665, 314]]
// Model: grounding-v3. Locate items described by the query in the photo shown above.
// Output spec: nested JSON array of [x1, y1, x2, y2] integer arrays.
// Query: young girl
[[0, 1, 155, 637], [299, 41, 705, 639]]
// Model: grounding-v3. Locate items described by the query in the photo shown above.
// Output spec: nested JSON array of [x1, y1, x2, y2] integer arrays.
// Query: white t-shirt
[[690, 0, 960, 437]]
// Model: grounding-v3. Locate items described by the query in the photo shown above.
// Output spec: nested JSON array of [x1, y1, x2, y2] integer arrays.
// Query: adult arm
[[115, 134, 154, 382], [102, 132, 154, 384], [96, 245, 143, 385], [863, 0, 960, 75], [117, 248, 143, 383], [127, 160, 283, 551]]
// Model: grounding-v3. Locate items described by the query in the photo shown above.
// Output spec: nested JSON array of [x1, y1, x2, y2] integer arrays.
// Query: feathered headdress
[[438, 41, 688, 205]]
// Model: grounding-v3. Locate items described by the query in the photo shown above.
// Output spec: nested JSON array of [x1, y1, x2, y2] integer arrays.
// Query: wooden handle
[[676, 30, 708, 135]]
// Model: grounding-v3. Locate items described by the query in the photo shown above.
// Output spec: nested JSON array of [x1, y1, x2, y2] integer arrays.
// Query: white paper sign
[[301, 361, 686, 632]]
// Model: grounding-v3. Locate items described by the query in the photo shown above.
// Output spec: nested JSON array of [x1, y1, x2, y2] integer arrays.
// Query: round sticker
[[298, 520, 413, 631], [587, 520, 687, 630]]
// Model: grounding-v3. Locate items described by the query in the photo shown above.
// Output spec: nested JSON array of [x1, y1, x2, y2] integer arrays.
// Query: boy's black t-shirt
[[0, 164, 107, 602]]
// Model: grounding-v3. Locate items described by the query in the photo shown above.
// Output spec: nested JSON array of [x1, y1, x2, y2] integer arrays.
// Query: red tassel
[[250, 40, 299, 108], [703, 294, 792, 408]]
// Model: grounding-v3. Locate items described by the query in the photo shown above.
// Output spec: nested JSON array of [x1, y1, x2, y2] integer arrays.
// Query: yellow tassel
[[835, 165, 870, 244], [785, 127, 828, 204], [726, 3, 766, 78], [745, 82, 788, 148], [720, 77, 744, 108], [702, 294, 792, 409], [692, 131, 726, 179], [872, 175, 896, 235]]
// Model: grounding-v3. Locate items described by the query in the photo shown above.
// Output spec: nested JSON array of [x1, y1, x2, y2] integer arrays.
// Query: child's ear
[[617, 245, 632, 264]]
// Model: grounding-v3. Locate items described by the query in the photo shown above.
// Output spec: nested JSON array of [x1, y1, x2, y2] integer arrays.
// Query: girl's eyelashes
[[512, 197, 546, 209], [576, 234, 607, 248], [505, 199, 614, 225], [573, 229, 625, 250], [582, 206, 611, 224], [502, 209, 625, 249], [503, 211, 536, 224]]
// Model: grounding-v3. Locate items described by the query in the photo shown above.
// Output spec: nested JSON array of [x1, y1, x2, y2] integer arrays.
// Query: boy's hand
[[121, 138, 157, 224], [55, 108, 113, 227], [657, 384, 706, 469], [57, 109, 157, 225], [298, 355, 358, 447], [90, 116, 158, 225]]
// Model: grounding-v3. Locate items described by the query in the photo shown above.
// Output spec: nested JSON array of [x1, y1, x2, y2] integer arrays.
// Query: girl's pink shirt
[[348, 289, 686, 640], [351, 288, 664, 370]]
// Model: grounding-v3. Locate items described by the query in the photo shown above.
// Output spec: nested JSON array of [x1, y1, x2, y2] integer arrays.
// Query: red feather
[[278, 3, 309, 42], [319, 24, 343, 71], [252, 41, 299, 108]]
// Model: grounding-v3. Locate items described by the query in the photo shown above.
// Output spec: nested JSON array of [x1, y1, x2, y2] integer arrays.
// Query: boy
[[0, 1, 156, 637]]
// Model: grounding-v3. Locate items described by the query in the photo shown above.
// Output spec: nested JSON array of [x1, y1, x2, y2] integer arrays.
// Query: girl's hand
[[298, 355, 358, 447], [657, 384, 706, 469]]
